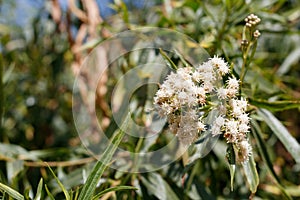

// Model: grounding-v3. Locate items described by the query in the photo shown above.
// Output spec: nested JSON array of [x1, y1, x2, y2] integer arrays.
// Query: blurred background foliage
[[0, 0, 300, 199]]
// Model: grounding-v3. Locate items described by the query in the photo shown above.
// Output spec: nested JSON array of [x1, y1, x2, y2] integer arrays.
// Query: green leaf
[[226, 144, 236, 191], [0, 182, 24, 200], [251, 119, 292, 200], [257, 109, 300, 164], [276, 46, 300, 76], [3, 63, 15, 84], [159, 48, 178, 70], [226, 144, 236, 165], [47, 165, 71, 200], [6, 160, 24, 182], [189, 109, 220, 165], [0, 143, 38, 161], [24, 188, 31, 200], [250, 99, 300, 112], [92, 186, 137, 200], [228, 164, 235, 192], [34, 178, 43, 200], [140, 172, 180, 200], [44, 184, 55, 200], [174, 49, 191, 68], [242, 155, 259, 193], [78, 116, 129, 200], [77, 39, 101, 52]]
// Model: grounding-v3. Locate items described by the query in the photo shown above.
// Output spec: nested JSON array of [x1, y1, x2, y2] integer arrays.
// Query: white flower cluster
[[154, 56, 252, 163], [212, 98, 252, 163]]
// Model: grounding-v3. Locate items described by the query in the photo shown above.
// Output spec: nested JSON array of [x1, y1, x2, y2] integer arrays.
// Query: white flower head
[[238, 113, 250, 124], [197, 120, 206, 132], [238, 123, 250, 133], [217, 87, 228, 100], [226, 88, 238, 98], [227, 77, 240, 89], [212, 116, 225, 136], [215, 116, 226, 127], [197, 62, 213, 73], [209, 55, 230, 76], [236, 140, 252, 163]]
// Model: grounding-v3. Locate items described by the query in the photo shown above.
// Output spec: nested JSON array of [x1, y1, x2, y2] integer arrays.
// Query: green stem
[[185, 161, 200, 193], [78, 116, 129, 200], [212, 6, 230, 55], [0, 54, 3, 134], [133, 137, 144, 171], [130, 137, 144, 183]]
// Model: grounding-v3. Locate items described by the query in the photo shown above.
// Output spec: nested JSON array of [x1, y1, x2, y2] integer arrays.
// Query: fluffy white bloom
[[212, 126, 221, 136], [215, 116, 226, 127], [229, 99, 248, 117], [219, 104, 227, 115], [232, 106, 243, 117], [154, 55, 252, 163], [217, 87, 228, 100], [237, 98, 248, 111], [226, 88, 238, 98], [175, 111, 205, 145], [225, 119, 239, 135], [159, 102, 173, 115], [238, 113, 250, 124], [227, 77, 239, 89], [197, 62, 213, 72], [192, 71, 201, 83], [209, 56, 230, 76], [212, 116, 225, 136], [236, 140, 252, 163], [238, 123, 250, 133], [177, 91, 189, 103], [202, 81, 214, 93], [197, 121, 206, 132]]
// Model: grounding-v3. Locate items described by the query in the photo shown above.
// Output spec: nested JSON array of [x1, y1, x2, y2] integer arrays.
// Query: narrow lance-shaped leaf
[[242, 154, 259, 193], [78, 115, 129, 200], [34, 178, 44, 200], [44, 184, 55, 200], [92, 186, 137, 200], [159, 48, 178, 70], [47, 164, 70, 200], [226, 144, 236, 191], [140, 172, 180, 200], [0, 183, 24, 200], [257, 109, 300, 164], [251, 119, 292, 200], [249, 98, 300, 112]]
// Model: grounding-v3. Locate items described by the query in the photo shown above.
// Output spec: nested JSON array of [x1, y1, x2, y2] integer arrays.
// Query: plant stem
[[240, 41, 252, 86], [0, 54, 3, 134], [212, 5, 230, 55], [78, 116, 129, 200]]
